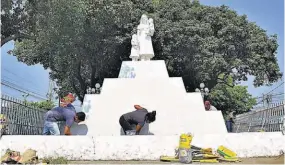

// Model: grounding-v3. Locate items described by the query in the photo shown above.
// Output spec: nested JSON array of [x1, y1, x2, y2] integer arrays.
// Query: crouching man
[[119, 105, 156, 135], [43, 107, 86, 135]]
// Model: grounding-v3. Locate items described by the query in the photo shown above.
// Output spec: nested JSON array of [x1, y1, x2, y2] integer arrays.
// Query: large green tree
[[11, 0, 282, 104], [152, 0, 282, 91], [12, 0, 148, 101], [208, 75, 257, 114]]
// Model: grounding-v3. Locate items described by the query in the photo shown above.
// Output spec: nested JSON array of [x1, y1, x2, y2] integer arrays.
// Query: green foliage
[[41, 157, 68, 164], [209, 75, 257, 114], [1, 0, 37, 46], [25, 100, 55, 110], [152, 0, 282, 91], [11, 0, 282, 105]]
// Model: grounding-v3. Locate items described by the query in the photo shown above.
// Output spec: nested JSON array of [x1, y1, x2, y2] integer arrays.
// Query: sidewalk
[[69, 155, 284, 164]]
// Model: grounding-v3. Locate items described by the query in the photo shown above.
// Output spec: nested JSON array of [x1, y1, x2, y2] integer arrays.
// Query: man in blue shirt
[[43, 107, 85, 135], [43, 93, 85, 135]]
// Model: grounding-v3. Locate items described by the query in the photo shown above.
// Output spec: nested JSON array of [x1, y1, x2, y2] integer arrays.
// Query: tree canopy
[[152, 0, 282, 91], [8, 0, 282, 107], [1, 0, 38, 46], [208, 74, 256, 114]]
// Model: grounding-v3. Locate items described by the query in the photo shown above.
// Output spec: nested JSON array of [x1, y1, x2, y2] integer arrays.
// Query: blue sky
[[1, 0, 284, 106]]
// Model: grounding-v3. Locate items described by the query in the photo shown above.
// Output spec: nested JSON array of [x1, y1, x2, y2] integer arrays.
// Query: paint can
[[178, 133, 193, 164]]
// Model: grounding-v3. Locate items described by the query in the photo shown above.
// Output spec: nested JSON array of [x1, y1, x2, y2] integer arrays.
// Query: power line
[[1, 79, 47, 98], [264, 82, 284, 95], [254, 92, 284, 99], [2, 75, 45, 94], [2, 68, 43, 89], [256, 82, 285, 105], [1, 81, 47, 100], [1, 82, 46, 100]]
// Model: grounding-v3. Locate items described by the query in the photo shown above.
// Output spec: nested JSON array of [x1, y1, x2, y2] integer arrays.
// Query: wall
[[1, 133, 284, 160]]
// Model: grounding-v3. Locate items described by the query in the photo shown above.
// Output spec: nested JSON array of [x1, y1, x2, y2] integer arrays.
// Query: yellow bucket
[[179, 133, 192, 149]]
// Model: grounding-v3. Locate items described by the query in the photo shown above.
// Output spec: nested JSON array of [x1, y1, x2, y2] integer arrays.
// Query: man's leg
[[229, 121, 233, 132], [119, 116, 132, 135], [226, 121, 231, 132], [49, 122, 60, 135], [42, 121, 50, 135]]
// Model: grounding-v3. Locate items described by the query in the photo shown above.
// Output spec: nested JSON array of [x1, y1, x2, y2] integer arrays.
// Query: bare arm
[[64, 118, 74, 135], [64, 126, 72, 135], [135, 125, 142, 134]]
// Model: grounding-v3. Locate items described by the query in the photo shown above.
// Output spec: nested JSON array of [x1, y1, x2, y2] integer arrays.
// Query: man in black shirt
[[119, 105, 156, 135]]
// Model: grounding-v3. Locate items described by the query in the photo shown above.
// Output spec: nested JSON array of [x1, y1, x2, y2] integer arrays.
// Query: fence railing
[[0, 95, 47, 135], [233, 101, 285, 133]]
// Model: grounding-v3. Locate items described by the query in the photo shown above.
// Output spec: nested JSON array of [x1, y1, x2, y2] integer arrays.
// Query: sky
[[1, 0, 284, 107]]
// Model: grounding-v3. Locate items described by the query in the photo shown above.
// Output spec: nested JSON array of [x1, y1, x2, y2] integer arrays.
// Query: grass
[[41, 157, 68, 164]]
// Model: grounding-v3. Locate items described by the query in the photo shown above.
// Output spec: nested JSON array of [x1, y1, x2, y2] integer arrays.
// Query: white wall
[[1, 133, 284, 160]]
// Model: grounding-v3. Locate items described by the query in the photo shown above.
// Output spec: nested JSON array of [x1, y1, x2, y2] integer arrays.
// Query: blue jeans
[[226, 120, 233, 132], [43, 121, 60, 135]]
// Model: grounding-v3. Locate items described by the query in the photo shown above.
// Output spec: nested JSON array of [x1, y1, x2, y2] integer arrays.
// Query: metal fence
[[0, 95, 47, 135], [233, 101, 285, 133]]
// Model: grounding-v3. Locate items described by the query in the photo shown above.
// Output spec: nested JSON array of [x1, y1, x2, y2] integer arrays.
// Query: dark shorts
[[119, 115, 133, 135]]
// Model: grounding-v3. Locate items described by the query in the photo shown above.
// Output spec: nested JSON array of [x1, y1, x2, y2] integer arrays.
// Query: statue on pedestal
[[129, 14, 155, 61], [129, 34, 140, 61]]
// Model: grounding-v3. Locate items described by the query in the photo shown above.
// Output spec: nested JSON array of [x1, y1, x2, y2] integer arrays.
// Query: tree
[[152, 0, 282, 91], [24, 100, 55, 110], [208, 75, 256, 115], [12, 0, 145, 101], [1, 0, 38, 46], [12, 0, 282, 103]]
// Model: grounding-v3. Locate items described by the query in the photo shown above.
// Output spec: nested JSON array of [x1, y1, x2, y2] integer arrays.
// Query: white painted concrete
[[78, 60, 227, 136], [1, 133, 284, 160], [118, 61, 169, 78]]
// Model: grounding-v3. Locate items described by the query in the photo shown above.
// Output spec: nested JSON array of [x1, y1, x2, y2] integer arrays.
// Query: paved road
[[70, 155, 284, 164]]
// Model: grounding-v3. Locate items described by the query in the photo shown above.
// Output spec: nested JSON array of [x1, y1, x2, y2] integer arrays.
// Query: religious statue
[[129, 14, 155, 61], [137, 14, 155, 61], [129, 34, 140, 61]]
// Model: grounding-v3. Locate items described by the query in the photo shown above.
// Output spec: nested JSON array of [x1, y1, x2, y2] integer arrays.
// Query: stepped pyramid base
[[73, 60, 227, 136]]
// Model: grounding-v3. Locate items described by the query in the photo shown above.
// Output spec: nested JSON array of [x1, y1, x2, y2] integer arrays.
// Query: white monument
[[80, 14, 227, 136], [130, 14, 155, 61], [129, 34, 140, 61]]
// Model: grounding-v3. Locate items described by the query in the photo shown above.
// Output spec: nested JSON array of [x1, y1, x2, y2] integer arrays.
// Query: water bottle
[[178, 133, 193, 164]]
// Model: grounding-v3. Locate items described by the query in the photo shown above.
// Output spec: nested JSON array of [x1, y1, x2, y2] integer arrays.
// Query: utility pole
[[46, 79, 55, 102], [262, 93, 272, 108], [22, 93, 29, 102]]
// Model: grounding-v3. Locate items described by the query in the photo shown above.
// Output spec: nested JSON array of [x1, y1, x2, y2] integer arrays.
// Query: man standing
[[204, 101, 218, 111], [43, 93, 86, 135], [225, 111, 235, 132]]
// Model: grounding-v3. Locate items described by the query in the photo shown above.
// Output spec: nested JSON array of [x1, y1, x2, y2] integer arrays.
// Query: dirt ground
[[70, 155, 284, 164]]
